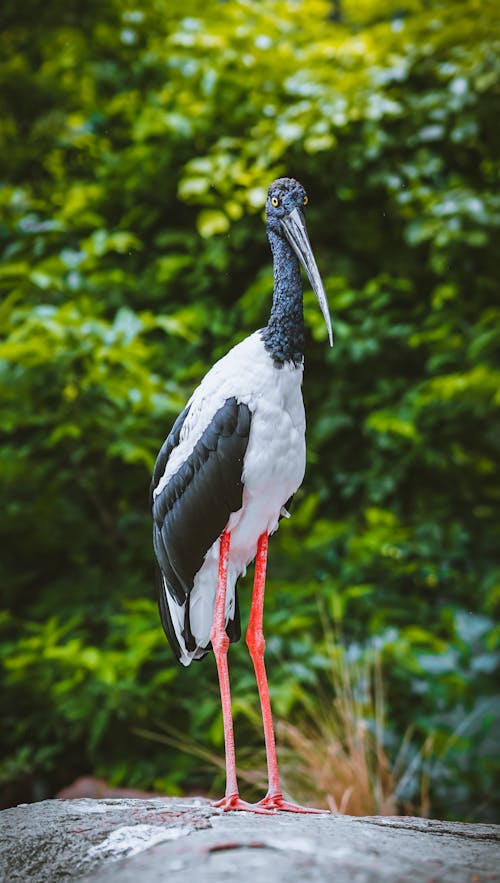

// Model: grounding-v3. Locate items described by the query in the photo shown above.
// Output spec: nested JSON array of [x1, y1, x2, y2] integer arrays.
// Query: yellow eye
[[303, 195, 309, 206], [271, 196, 279, 207]]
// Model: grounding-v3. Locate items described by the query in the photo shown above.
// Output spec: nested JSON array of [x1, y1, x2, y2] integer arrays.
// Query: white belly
[[180, 332, 306, 661]]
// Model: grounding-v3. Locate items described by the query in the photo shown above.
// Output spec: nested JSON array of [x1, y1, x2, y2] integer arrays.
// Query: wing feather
[[151, 397, 251, 659]]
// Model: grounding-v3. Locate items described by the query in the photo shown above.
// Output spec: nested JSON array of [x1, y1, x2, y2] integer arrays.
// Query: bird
[[151, 176, 333, 813]]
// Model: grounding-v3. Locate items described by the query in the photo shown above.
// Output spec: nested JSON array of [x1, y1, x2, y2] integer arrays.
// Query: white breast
[[165, 331, 306, 663], [154, 331, 305, 504]]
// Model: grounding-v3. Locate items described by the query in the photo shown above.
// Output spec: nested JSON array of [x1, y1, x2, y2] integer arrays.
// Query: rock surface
[[1, 798, 499, 882]]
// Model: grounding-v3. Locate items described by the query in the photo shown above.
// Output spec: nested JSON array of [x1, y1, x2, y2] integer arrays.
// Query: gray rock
[[0, 798, 499, 883]]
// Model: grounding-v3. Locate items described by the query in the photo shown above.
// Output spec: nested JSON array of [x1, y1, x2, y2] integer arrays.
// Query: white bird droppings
[[87, 824, 191, 860]]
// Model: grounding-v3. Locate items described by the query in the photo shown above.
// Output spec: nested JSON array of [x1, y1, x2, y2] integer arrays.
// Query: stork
[[151, 177, 333, 813]]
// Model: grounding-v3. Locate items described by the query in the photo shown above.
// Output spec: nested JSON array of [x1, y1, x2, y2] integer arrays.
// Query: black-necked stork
[[151, 177, 333, 813]]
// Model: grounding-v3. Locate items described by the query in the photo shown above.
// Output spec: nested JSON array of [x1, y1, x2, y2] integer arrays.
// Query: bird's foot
[[256, 792, 328, 814], [212, 793, 276, 814]]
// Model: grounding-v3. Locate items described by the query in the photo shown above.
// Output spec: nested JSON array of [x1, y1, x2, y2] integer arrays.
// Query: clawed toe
[[212, 794, 277, 814], [256, 793, 328, 814]]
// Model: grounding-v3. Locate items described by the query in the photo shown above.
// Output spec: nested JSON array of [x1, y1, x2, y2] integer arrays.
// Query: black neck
[[261, 228, 304, 367]]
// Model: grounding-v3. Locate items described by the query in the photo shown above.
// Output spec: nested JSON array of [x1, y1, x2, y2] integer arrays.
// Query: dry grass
[[272, 623, 432, 816], [275, 648, 398, 815]]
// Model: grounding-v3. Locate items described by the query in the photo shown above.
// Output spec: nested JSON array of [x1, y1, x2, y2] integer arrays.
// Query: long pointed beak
[[281, 207, 334, 346]]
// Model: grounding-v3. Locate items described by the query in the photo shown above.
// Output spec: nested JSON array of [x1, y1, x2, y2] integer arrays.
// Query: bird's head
[[266, 177, 334, 347], [266, 177, 309, 228]]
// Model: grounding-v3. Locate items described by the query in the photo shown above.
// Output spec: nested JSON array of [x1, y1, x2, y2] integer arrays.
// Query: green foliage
[[1, 0, 499, 820]]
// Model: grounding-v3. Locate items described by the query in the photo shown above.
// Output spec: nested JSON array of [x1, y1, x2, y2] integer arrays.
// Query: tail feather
[[156, 567, 241, 667]]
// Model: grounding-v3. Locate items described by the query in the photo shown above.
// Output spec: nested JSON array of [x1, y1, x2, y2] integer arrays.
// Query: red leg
[[211, 531, 272, 814], [247, 532, 327, 814]]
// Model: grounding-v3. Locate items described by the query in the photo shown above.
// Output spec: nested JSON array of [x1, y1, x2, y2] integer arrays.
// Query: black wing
[[152, 397, 251, 652]]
